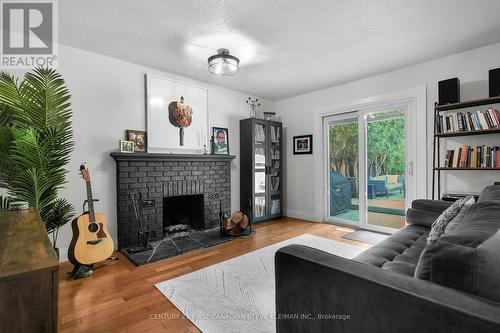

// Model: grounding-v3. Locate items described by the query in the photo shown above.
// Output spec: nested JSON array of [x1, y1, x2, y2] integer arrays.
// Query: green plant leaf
[[0, 67, 74, 240]]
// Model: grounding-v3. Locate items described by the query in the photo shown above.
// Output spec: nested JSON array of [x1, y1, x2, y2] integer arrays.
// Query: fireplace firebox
[[163, 194, 204, 235]]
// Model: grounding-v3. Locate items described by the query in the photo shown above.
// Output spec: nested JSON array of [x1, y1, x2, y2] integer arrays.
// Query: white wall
[[276, 42, 500, 222], [5, 44, 274, 261], [5, 41, 500, 258]]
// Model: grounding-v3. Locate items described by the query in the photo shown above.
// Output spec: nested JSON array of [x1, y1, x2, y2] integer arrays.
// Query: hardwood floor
[[58, 217, 368, 332]]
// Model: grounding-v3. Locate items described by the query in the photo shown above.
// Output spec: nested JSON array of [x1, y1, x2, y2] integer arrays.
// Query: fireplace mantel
[[110, 152, 236, 162]]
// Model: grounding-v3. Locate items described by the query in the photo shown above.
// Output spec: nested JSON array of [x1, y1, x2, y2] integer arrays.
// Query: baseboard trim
[[283, 209, 321, 222]]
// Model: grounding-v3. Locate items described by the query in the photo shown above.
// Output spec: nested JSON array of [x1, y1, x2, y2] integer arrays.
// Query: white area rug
[[155, 233, 367, 333]]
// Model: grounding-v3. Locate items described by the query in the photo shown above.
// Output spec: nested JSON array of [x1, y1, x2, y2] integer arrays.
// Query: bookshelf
[[240, 118, 283, 224], [435, 128, 500, 138], [432, 96, 500, 199], [435, 96, 500, 111], [434, 167, 500, 171]]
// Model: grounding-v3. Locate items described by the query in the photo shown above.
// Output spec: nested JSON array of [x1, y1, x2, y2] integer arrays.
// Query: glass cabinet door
[[254, 122, 267, 220], [269, 124, 281, 217]]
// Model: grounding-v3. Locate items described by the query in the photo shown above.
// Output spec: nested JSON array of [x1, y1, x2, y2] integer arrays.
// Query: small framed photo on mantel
[[126, 130, 147, 152], [293, 134, 313, 155], [120, 140, 135, 153], [212, 127, 229, 155]]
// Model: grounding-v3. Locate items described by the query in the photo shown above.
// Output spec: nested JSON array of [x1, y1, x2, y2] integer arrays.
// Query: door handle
[[407, 162, 413, 176]]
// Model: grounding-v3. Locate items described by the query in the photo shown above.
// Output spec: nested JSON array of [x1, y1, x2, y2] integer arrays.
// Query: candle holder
[[246, 97, 261, 118]]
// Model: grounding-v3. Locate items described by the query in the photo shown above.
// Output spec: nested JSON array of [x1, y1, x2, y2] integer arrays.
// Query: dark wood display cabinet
[[240, 118, 283, 223]]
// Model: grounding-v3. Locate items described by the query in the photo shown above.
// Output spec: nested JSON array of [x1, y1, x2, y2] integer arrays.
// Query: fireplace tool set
[[127, 192, 154, 254]]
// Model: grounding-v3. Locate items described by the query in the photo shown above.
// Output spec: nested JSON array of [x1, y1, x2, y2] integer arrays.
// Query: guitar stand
[[126, 243, 153, 254], [82, 198, 99, 213], [66, 264, 94, 280]]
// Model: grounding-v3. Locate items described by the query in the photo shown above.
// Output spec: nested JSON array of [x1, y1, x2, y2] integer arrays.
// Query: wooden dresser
[[0, 208, 59, 332]]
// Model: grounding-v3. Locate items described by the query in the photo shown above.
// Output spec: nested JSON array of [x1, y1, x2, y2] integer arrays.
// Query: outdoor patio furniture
[[368, 179, 388, 198], [385, 174, 403, 192], [367, 184, 376, 199], [369, 174, 405, 198], [398, 175, 406, 196], [330, 172, 352, 214]]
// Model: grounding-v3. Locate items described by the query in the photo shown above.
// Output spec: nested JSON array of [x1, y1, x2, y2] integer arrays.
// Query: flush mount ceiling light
[[208, 48, 240, 76]]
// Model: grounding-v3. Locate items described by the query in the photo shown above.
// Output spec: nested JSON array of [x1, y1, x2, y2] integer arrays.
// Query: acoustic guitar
[[68, 163, 114, 266]]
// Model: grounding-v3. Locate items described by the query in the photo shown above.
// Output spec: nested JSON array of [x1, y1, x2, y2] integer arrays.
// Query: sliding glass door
[[325, 108, 409, 232], [365, 110, 407, 230], [326, 113, 360, 225]]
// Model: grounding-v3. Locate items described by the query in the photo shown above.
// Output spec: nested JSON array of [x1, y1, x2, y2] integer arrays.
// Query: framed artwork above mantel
[[146, 74, 209, 153]]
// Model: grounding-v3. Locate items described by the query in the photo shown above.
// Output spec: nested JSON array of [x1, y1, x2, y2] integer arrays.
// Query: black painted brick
[[115, 158, 232, 249]]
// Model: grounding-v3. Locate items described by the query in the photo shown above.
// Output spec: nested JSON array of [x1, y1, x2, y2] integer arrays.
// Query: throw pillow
[[426, 196, 470, 245], [477, 184, 500, 203], [415, 201, 500, 303], [444, 195, 475, 234]]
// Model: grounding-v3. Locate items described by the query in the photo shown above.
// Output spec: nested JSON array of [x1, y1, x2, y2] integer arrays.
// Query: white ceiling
[[59, 0, 500, 100]]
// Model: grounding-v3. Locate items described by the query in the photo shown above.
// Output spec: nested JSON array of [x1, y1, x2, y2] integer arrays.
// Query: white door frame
[[312, 87, 427, 231]]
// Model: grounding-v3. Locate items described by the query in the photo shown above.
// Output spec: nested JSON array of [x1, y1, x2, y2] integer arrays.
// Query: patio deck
[[333, 192, 406, 229], [334, 209, 406, 229]]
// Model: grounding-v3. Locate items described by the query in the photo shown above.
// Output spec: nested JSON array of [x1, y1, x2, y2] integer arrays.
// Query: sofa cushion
[[414, 201, 500, 303], [426, 196, 472, 245], [412, 199, 453, 212], [354, 225, 429, 276], [387, 174, 399, 184], [406, 199, 453, 228], [445, 195, 476, 234], [477, 184, 500, 203]]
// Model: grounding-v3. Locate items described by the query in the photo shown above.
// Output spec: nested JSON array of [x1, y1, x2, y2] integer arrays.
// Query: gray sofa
[[275, 185, 500, 333]]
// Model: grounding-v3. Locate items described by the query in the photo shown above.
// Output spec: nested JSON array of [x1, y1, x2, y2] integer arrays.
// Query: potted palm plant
[[0, 68, 75, 257]]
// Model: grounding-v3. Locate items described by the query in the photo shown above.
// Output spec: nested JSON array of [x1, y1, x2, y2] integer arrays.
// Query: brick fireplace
[[110, 152, 236, 249]]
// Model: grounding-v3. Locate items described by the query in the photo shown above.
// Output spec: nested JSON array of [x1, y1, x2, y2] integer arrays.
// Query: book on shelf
[[255, 124, 266, 142], [271, 199, 280, 215], [270, 126, 280, 143], [444, 145, 500, 168], [271, 177, 280, 192], [255, 197, 266, 217], [436, 108, 500, 134], [459, 145, 468, 168]]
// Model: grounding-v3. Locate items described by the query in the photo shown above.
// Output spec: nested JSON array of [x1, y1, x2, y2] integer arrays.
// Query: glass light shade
[[208, 49, 240, 76]]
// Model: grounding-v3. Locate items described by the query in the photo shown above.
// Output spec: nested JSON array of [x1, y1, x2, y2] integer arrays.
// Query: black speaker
[[438, 78, 460, 105], [489, 68, 500, 98]]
